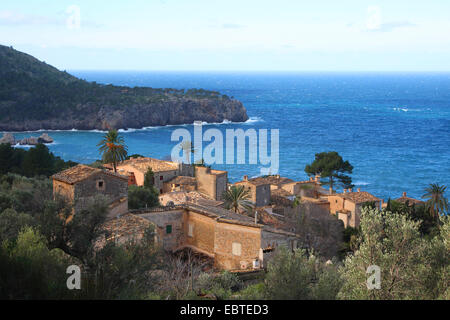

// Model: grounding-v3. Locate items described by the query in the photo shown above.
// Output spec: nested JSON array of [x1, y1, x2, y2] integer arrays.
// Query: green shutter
[[166, 225, 172, 234]]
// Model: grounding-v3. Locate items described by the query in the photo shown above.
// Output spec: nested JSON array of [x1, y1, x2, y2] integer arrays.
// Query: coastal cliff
[[0, 45, 248, 131]]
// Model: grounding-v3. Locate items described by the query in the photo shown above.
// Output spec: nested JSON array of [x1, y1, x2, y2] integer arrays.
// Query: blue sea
[[9, 71, 450, 201]]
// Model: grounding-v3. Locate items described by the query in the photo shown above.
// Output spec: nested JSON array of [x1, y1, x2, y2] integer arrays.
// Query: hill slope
[[0, 45, 248, 131]]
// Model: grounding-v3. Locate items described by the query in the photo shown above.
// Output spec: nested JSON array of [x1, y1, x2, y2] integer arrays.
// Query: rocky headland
[[0, 45, 248, 131]]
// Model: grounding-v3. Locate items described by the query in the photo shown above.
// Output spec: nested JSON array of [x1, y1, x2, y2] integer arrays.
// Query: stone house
[[195, 166, 228, 201], [327, 188, 382, 228], [136, 203, 299, 271], [52, 164, 129, 219], [163, 176, 197, 193], [106, 157, 194, 194], [281, 175, 324, 198], [395, 192, 425, 206], [234, 175, 271, 207], [234, 174, 324, 208]]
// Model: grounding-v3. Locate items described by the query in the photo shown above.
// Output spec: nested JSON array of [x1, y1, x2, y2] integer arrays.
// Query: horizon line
[[67, 69, 450, 73]]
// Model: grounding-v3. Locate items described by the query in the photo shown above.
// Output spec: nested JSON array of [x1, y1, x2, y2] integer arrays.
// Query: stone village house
[[52, 164, 129, 218], [234, 174, 325, 209], [327, 188, 382, 228], [133, 203, 300, 271], [105, 157, 227, 201]]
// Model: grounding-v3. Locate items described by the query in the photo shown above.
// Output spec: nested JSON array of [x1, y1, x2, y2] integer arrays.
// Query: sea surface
[[8, 71, 450, 200]]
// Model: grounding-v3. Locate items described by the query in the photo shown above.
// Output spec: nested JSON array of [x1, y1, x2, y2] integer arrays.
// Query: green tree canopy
[[97, 129, 128, 172], [223, 185, 254, 214], [338, 207, 449, 300], [128, 185, 160, 210], [264, 247, 342, 300], [143, 167, 155, 189], [305, 151, 353, 191], [422, 183, 449, 219]]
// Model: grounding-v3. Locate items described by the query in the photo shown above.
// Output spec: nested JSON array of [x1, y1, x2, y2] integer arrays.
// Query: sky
[[1, 0, 450, 71]]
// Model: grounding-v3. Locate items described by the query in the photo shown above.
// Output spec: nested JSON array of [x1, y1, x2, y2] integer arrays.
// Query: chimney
[[402, 192, 406, 197], [348, 188, 353, 193], [315, 174, 321, 183], [357, 188, 361, 192], [343, 189, 347, 193], [309, 177, 313, 182], [243, 175, 248, 181]]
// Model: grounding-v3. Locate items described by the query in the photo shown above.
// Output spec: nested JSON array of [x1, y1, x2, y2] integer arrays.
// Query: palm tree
[[97, 129, 128, 172], [223, 185, 254, 214], [422, 183, 449, 219], [180, 140, 196, 164]]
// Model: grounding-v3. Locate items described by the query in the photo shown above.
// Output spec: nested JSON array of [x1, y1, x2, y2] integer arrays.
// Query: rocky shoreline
[[0, 98, 249, 132], [0, 133, 54, 145]]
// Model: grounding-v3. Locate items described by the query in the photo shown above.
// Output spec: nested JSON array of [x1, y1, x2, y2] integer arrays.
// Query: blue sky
[[1, 0, 450, 71]]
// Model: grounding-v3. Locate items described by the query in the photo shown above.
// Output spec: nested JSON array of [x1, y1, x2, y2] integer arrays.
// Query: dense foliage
[[128, 185, 160, 210], [0, 143, 76, 177]]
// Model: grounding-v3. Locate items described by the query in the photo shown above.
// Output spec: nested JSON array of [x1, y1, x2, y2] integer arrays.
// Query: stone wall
[[235, 181, 271, 207], [184, 210, 216, 255], [195, 167, 227, 201], [73, 172, 128, 213], [261, 229, 298, 268], [53, 180, 75, 202], [214, 173, 227, 201], [139, 210, 185, 251], [214, 221, 261, 270]]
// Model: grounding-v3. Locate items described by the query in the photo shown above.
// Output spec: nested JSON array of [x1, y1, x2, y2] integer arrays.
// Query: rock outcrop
[[0, 133, 15, 145], [0, 133, 54, 145], [19, 137, 39, 145], [38, 133, 54, 143]]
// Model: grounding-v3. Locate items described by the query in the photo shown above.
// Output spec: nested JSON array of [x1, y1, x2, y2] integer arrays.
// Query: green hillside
[[0, 45, 233, 124]]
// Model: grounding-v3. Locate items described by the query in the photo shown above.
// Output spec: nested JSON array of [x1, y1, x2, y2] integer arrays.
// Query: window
[[232, 242, 242, 256], [188, 223, 194, 237], [96, 180, 105, 190], [166, 225, 172, 234], [160, 176, 163, 181]]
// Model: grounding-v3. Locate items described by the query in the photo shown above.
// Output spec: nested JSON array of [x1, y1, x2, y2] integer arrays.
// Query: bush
[[128, 185, 159, 210], [264, 247, 342, 300], [236, 282, 265, 300], [196, 271, 243, 299]]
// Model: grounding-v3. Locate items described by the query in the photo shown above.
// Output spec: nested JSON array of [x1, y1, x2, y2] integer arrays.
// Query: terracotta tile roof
[[159, 191, 223, 207], [107, 157, 179, 173], [332, 191, 381, 204], [271, 188, 293, 198], [395, 196, 424, 206], [52, 164, 127, 184], [95, 213, 152, 249], [166, 176, 197, 186], [236, 175, 294, 187]]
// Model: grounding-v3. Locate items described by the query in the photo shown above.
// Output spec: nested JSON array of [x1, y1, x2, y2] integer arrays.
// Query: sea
[[7, 71, 450, 201]]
